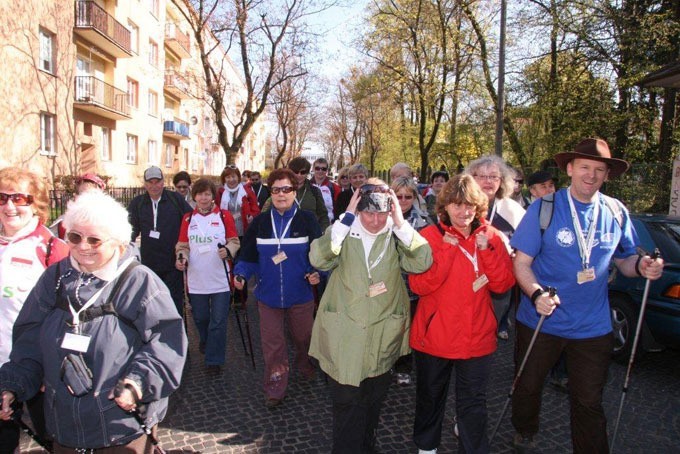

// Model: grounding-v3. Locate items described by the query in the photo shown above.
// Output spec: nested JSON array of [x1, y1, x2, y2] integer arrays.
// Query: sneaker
[[550, 376, 569, 393], [265, 396, 284, 408], [395, 372, 412, 385], [418, 449, 437, 454], [453, 415, 459, 438], [512, 432, 536, 453], [498, 330, 509, 340]]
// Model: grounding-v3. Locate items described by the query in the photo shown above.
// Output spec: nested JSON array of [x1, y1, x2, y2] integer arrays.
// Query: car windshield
[[644, 220, 680, 264]]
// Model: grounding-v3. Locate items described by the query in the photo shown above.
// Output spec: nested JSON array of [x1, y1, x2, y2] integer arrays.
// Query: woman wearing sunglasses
[[409, 174, 515, 454], [309, 179, 433, 453], [0, 167, 69, 453], [234, 168, 322, 408], [0, 190, 187, 453]]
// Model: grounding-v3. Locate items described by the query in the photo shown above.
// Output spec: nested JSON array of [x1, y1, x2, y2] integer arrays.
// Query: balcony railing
[[74, 76, 130, 119], [164, 22, 191, 59], [163, 118, 190, 139], [74, 1, 131, 56], [164, 69, 190, 98]]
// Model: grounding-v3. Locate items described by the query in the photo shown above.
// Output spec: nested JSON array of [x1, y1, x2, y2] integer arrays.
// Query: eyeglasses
[[473, 174, 501, 182], [175, 185, 189, 190], [359, 184, 390, 194], [314, 166, 328, 172], [270, 186, 295, 194], [396, 195, 414, 200], [66, 231, 110, 248], [340, 176, 348, 180], [292, 169, 309, 175], [0, 193, 34, 206], [514, 179, 524, 184]]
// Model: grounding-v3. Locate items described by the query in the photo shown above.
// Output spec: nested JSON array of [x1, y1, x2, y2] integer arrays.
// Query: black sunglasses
[[0, 192, 34, 206], [271, 186, 295, 194], [314, 166, 328, 171], [67, 231, 110, 248], [359, 184, 390, 194], [293, 169, 309, 175]]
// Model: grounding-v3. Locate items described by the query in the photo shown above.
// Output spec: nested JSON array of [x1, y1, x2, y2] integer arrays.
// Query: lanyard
[[457, 243, 479, 277], [488, 200, 497, 224], [566, 188, 600, 269], [151, 199, 159, 231], [295, 186, 308, 208], [68, 257, 135, 329], [271, 207, 297, 251], [256, 184, 262, 198], [365, 232, 392, 281]]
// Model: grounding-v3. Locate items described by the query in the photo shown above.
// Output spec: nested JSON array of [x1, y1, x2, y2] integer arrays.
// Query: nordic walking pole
[[217, 243, 249, 357], [177, 252, 189, 334], [235, 275, 256, 370], [490, 286, 557, 443], [610, 249, 661, 453]]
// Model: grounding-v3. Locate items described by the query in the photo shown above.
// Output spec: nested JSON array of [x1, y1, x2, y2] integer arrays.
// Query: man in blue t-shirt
[[509, 138, 664, 453]]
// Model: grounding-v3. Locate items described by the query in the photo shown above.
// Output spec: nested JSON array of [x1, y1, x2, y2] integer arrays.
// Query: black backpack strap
[[78, 261, 140, 327], [539, 192, 555, 235]]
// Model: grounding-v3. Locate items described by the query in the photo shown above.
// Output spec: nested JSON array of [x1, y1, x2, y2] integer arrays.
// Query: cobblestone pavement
[[21, 297, 680, 453]]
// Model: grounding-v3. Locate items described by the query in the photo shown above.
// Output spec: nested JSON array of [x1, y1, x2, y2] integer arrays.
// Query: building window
[[148, 40, 158, 67], [127, 78, 138, 108], [100, 127, 111, 161], [40, 112, 56, 155], [164, 144, 173, 167], [148, 140, 158, 165], [126, 134, 138, 163], [39, 28, 55, 74], [149, 0, 159, 18], [148, 90, 158, 116], [128, 20, 139, 54], [183, 148, 189, 168]]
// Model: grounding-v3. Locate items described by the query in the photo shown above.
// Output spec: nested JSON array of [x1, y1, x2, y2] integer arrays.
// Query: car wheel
[[610, 295, 641, 363]]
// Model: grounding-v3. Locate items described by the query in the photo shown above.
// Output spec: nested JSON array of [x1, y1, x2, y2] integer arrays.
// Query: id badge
[[368, 281, 388, 298], [61, 332, 92, 353], [472, 274, 489, 292], [199, 245, 211, 254], [149, 230, 160, 239], [577, 267, 596, 285], [272, 251, 288, 264]]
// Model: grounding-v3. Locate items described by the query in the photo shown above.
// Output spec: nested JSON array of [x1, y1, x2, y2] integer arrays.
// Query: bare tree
[[172, 0, 316, 165]]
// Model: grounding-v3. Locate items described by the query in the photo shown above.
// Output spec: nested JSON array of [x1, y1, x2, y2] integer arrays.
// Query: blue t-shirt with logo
[[510, 189, 638, 339]]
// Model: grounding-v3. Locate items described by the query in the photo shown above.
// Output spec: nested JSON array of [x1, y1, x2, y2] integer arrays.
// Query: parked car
[[609, 214, 680, 362]]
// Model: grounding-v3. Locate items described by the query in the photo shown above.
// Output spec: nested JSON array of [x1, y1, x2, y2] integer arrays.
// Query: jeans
[[328, 372, 392, 454], [511, 322, 613, 453], [189, 292, 230, 366], [413, 351, 492, 453]]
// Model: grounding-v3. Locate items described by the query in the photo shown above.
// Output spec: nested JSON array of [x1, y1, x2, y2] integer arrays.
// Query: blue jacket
[[234, 206, 322, 308], [0, 246, 187, 449]]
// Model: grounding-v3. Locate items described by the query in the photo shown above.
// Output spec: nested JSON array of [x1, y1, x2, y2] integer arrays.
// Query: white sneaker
[[396, 372, 412, 385], [453, 415, 459, 437], [418, 449, 437, 454]]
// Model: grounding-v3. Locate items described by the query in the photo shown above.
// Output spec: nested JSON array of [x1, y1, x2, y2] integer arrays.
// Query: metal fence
[[49, 187, 147, 225]]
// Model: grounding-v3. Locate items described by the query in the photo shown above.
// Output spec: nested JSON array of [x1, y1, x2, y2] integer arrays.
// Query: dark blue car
[[608, 214, 680, 361]]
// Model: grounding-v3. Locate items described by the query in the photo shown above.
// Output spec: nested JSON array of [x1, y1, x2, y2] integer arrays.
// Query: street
[[21, 299, 680, 453]]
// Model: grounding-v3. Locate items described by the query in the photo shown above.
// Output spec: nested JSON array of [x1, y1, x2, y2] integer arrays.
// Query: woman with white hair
[[466, 155, 526, 340], [0, 191, 187, 453]]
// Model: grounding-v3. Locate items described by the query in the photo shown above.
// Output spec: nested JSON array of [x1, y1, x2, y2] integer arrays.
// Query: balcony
[[74, 1, 132, 58], [163, 118, 190, 140], [73, 76, 130, 120], [164, 69, 190, 99], [165, 23, 191, 59]]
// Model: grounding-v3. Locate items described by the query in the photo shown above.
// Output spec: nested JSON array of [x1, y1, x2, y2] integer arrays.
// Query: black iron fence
[[49, 187, 146, 225]]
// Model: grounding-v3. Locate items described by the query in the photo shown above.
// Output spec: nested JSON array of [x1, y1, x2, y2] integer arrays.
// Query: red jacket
[[215, 184, 260, 232], [409, 220, 515, 359]]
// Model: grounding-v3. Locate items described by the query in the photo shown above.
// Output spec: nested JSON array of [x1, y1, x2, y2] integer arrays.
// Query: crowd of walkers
[[0, 138, 666, 454]]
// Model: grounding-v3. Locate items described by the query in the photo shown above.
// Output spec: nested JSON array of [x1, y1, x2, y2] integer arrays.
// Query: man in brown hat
[[508, 138, 664, 453]]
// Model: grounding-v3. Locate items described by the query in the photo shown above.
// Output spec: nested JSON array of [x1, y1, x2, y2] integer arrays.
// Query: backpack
[[538, 192, 623, 234]]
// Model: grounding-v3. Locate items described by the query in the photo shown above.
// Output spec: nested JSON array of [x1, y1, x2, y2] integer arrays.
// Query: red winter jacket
[[409, 219, 515, 360], [215, 184, 260, 232]]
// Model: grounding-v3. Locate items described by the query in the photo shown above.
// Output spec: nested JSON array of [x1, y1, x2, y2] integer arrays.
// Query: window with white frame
[[148, 140, 158, 165], [149, 0, 159, 18], [126, 134, 138, 163], [127, 78, 138, 108], [148, 40, 158, 67], [148, 90, 158, 116], [40, 112, 55, 155], [128, 20, 139, 54], [39, 28, 55, 74], [191, 150, 199, 172], [100, 127, 111, 161], [164, 143, 173, 167]]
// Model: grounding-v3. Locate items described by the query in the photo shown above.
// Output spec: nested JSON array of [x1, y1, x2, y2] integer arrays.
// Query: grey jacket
[[0, 246, 187, 449]]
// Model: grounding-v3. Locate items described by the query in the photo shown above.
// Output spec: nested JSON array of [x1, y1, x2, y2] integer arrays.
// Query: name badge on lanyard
[[61, 332, 91, 353], [272, 250, 288, 264], [368, 281, 388, 298], [577, 267, 596, 284]]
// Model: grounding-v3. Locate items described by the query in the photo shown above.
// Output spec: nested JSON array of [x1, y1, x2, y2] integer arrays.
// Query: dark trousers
[[413, 351, 492, 453], [156, 268, 185, 317], [0, 392, 48, 453], [328, 372, 392, 454], [511, 322, 613, 453]]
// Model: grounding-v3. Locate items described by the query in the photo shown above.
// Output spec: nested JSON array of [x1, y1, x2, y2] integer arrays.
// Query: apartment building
[[0, 0, 267, 187]]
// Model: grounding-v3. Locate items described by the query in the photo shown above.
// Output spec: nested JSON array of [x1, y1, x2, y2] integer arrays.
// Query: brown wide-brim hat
[[553, 138, 630, 178]]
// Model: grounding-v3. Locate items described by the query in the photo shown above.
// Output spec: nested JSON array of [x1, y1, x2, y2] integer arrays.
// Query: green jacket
[[309, 218, 432, 386]]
